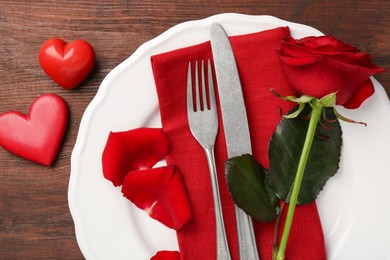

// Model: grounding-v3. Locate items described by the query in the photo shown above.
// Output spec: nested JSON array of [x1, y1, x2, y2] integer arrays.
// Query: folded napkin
[[151, 26, 326, 260]]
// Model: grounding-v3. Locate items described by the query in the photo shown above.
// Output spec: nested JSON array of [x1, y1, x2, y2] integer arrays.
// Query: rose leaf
[[267, 106, 342, 204], [225, 154, 280, 222]]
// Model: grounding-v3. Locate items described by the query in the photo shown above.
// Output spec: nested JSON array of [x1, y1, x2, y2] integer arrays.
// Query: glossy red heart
[[0, 94, 68, 166], [39, 38, 95, 89]]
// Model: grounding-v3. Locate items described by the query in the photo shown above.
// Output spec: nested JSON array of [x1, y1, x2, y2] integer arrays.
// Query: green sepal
[[270, 89, 315, 104], [283, 95, 315, 104], [283, 102, 306, 119], [333, 108, 367, 126], [319, 92, 337, 107]]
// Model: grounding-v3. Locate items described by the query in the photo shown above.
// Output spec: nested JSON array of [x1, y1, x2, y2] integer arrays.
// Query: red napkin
[[151, 26, 326, 260]]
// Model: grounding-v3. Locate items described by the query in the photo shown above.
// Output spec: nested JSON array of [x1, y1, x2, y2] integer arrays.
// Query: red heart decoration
[[0, 94, 68, 166], [39, 38, 95, 89]]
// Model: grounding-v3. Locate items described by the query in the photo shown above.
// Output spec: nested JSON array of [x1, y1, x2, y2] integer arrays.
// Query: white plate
[[68, 13, 390, 260]]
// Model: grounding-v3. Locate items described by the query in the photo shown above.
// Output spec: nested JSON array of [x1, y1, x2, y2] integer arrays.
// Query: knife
[[210, 23, 260, 260]]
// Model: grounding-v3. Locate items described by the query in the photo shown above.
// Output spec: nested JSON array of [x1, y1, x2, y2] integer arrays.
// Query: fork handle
[[204, 146, 231, 260]]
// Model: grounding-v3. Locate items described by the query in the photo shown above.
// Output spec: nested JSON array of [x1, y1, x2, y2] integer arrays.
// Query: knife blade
[[210, 22, 260, 260]]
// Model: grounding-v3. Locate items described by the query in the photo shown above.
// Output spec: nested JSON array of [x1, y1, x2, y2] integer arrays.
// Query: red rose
[[280, 36, 385, 109]]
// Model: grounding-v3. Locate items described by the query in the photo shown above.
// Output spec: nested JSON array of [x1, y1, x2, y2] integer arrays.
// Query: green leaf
[[267, 106, 342, 204], [225, 154, 280, 222]]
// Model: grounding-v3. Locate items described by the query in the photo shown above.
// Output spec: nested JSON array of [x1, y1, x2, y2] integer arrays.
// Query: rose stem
[[275, 100, 323, 260]]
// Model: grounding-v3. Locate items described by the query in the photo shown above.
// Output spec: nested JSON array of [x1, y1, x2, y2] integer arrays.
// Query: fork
[[187, 60, 231, 260]]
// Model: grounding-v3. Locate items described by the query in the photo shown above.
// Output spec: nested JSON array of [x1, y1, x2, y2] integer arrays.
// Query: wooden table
[[0, 1, 389, 259]]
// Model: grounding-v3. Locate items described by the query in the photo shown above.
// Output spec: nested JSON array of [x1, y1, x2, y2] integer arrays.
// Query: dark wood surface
[[0, 1, 389, 259]]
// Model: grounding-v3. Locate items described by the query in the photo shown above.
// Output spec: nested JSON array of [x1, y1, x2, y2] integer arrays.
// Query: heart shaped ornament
[[39, 38, 95, 89], [0, 94, 68, 166]]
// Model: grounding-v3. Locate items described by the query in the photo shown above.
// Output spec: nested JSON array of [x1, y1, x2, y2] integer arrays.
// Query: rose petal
[[102, 128, 169, 186], [295, 35, 359, 53], [150, 251, 181, 260], [343, 79, 375, 109], [305, 35, 358, 52], [280, 54, 320, 66], [280, 46, 316, 59], [282, 36, 359, 56], [122, 165, 191, 230]]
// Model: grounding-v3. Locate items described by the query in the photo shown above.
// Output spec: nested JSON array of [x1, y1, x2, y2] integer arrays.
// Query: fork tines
[[187, 59, 215, 113]]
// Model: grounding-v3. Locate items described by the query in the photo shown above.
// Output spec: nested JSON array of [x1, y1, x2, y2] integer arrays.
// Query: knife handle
[[235, 207, 260, 260]]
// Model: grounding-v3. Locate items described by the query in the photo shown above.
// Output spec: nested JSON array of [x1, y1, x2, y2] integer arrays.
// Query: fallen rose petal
[[122, 165, 191, 230], [150, 250, 181, 260], [102, 128, 169, 186]]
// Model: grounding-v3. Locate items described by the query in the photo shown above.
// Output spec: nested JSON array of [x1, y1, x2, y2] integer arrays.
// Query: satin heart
[[39, 38, 95, 89], [0, 94, 68, 166]]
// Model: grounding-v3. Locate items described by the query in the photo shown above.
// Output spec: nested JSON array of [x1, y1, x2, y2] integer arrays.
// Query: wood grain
[[0, 1, 389, 259]]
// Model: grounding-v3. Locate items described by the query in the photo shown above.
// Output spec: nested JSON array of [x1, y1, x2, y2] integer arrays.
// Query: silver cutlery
[[186, 59, 231, 260], [210, 22, 260, 260]]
